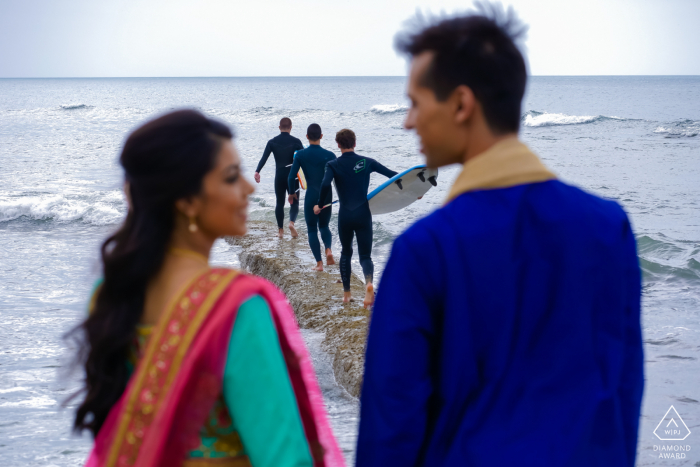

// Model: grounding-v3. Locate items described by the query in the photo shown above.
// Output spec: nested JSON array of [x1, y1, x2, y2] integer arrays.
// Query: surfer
[[288, 124, 337, 271], [357, 9, 643, 467], [313, 129, 397, 308], [254, 117, 303, 238]]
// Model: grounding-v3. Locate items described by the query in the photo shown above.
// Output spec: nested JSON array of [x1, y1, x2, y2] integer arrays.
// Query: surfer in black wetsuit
[[254, 117, 304, 238], [314, 129, 398, 308], [288, 123, 337, 271]]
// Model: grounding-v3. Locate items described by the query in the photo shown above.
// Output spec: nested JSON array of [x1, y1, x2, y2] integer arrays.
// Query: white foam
[[0, 191, 125, 225], [0, 395, 56, 408], [654, 124, 699, 137], [0, 386, 31, 394], [60, 103, 90, 110], [523, 112, 598, 127], [370, 104, 409, 114]]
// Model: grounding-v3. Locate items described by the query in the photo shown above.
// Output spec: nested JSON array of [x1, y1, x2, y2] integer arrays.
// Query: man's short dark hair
[[335, 129, 356, 149], [307, 123, 322, 141], [280, 117, 292, 130], [396, 5, 527, 134]]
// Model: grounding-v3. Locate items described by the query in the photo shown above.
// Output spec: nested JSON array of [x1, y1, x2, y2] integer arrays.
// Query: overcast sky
[[1, 0, 698, 77]]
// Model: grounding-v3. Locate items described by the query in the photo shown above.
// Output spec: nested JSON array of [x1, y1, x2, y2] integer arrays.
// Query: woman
[[73, 110, 344, 467]]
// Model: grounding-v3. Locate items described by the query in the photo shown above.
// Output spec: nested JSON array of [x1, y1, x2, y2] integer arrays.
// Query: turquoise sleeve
[[223, 295, 314, 467]]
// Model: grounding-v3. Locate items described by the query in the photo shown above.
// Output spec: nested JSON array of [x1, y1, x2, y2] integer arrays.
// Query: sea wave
[[522, 110, 624, 127], [0, 192, 125, 225], [60, 103, 91, 110], [636, 234, 700, 287], [653, 119, 699, 138], [370, 104, 409, 114]]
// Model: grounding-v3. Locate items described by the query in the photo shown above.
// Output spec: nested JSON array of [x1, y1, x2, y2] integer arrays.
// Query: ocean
[[1, 76, 698, 466]]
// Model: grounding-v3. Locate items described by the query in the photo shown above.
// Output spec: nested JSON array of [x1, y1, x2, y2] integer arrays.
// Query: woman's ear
[[175, 197, 197, 218]]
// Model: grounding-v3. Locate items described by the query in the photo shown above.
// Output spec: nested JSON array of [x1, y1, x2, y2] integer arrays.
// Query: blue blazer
[[357, 180, 643, 467]]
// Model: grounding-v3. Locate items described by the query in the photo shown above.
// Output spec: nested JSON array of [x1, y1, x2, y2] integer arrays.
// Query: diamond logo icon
[[654, 406, 691, 441]]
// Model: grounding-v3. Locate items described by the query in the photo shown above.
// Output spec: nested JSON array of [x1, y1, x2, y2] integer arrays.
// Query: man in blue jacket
[[356, 10, 644, 467], [288, 123, 337, 271]]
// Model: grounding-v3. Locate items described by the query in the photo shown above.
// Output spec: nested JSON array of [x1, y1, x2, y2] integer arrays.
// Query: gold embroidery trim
[[183, 456, 252, 467], [105, 268, 238, 467]]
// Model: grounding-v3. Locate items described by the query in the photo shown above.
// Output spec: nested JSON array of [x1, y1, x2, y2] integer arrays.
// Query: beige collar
[[445, 137, 556, 204]]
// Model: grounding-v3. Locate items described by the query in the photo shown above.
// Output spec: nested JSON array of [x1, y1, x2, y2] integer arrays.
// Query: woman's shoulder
[[212, 269, 280, 301]]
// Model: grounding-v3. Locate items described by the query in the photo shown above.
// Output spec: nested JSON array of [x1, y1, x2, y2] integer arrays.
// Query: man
[[254, 117, 303, 238], [313, 129, 397, 308], [357, 10, 643, 467], [288, 123, 337, 271]]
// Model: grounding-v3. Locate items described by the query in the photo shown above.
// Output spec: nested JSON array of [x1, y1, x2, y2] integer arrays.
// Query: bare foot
[[326, 248, 336, 265], [278, 228, 284, 238], [312, 261, 323, 271], [289, 223, 298, 238], [343, 291, 354, 303], [363, 283, 375, 309]]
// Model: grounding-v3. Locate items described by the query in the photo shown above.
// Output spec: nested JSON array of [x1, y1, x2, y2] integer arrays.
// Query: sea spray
[[370, 104, 409, 114]]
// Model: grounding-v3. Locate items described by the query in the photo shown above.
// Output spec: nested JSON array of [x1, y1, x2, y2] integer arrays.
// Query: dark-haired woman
[[74, 110, 344, 467]]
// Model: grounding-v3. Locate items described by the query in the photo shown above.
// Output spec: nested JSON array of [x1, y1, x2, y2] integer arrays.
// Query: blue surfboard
[[367, 165, 438, 215], [320, 165, 438, 214]]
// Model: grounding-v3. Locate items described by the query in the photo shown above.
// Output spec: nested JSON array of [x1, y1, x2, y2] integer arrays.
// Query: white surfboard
[[367, 165, 438, 215]]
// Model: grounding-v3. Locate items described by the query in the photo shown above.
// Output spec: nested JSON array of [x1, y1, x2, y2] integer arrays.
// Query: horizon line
[[1, 74, 700, 79]]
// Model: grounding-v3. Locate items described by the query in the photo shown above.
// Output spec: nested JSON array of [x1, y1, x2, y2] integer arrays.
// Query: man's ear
[[452, 85, 476, 125]]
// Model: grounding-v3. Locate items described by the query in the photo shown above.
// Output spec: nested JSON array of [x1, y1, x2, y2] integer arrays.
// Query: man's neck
[[309, 140, 321, 146], [340, 148, 355, 154], [280, 130, 291, 134], [462, 132, 518, 164]]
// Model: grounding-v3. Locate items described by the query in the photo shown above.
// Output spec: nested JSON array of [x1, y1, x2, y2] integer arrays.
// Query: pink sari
[[85, 268, 345, 467]]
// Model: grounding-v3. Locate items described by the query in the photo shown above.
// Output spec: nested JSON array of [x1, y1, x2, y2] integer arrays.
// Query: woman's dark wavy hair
[[70, 109, 233, 436]]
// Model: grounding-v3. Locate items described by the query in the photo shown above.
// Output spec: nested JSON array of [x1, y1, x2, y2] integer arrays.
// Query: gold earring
[[188, 216, 198, 233]]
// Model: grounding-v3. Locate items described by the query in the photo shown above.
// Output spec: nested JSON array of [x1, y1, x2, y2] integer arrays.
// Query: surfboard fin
[[395, 179, 403, 190], [428, 176, 437, 186], [417, 172, 426, 182]]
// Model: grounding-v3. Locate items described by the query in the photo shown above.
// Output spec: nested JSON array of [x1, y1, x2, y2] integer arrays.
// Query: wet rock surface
[[226, 220, 369, 397]]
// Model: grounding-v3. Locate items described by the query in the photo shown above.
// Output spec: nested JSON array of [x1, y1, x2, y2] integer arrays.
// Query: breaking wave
[[636, 234, 700, 287], [522, 111, 624, 127], [0, 191, 125, 225], [370, 104, 409, 114], [653, 119, 699, 138], [60, 103, 91, 110]]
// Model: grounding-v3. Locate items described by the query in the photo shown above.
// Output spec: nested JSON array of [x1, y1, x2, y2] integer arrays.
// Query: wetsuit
[[288, 145, 337, 262], [256, 132, 303, 229], [318, 152, 397, 291]]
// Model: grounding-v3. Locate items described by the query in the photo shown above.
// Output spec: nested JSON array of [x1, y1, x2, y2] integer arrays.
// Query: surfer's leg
[[338, 210, 354, 296], [273, 172, 286, 232], [285, 168, 299, 238], [304, 200, 323, 266], [288, 186, 299, 224], [318, 202, 333, 251], [356, 208, 375, 308]]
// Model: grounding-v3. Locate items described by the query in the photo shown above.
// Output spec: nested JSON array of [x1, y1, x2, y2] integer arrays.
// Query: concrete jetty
[[226, 220, 370, 397]]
